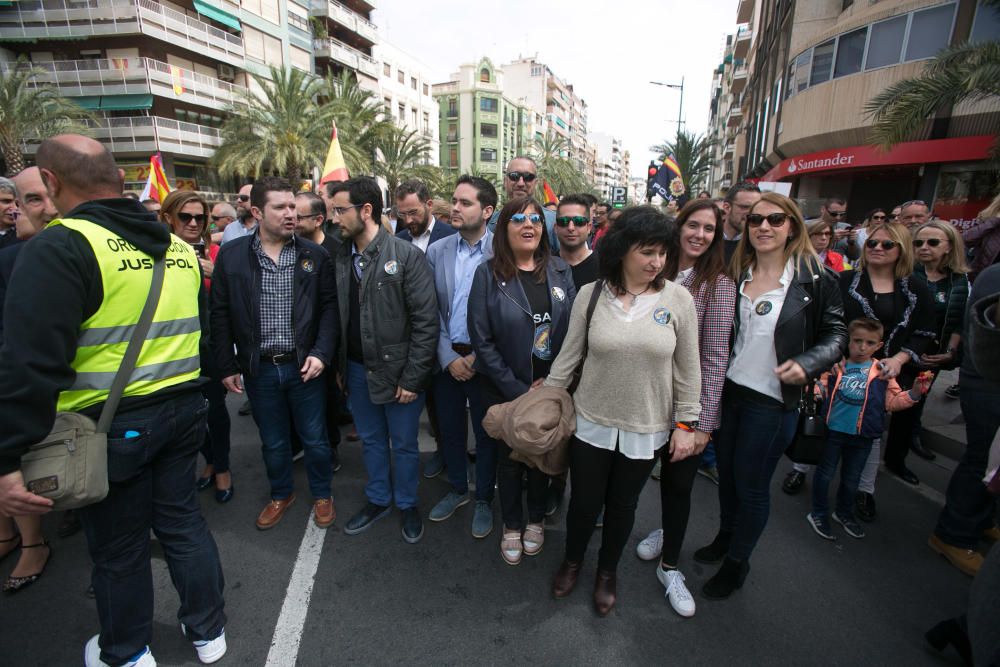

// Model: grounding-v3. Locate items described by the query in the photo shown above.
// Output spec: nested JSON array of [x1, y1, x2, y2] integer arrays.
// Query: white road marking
[[265, 514, 327, 667]]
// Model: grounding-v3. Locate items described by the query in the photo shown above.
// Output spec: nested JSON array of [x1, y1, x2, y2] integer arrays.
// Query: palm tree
[[866, 12, 1000, 153], [0, 57, 93, 176], [321, 70, 388, 176], [530, 132, 594, 198], [372, 126, 431, 196], [649, 130, 716, 192], [212, 66, 332, 183]]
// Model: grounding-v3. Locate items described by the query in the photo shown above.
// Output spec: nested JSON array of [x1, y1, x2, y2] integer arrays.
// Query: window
[[481, 123, 497, 138], [480, 67, 490, 83], [866, 16, 906, 69], [423, 83, 429, 96], [905, 4, 955, 61], [423, 111, 429, 130], [794, 51, 811, 94], [447, 98, 457, 117], [480, 148, 497, 162], [810, 39, 835, 86], [449, 148, 458, 168], [971, 1, 1000, 42], [383, 63, 391, 76], [398, 70, 405, 84], [411, 108, 417, 127], [531, 65, 542, 76], [397, 103, 405, 121], [480, 97, 498, 113], [834, 27, 867, 78], [411, 76, 417, 90]]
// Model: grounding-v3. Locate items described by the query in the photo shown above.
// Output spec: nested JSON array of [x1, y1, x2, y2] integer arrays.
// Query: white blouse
[[726, 260, 795, 402], [574, 285, 670, 460]]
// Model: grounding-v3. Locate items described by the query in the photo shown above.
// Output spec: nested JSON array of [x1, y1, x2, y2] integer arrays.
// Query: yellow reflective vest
[[52, 218, 203, 413]]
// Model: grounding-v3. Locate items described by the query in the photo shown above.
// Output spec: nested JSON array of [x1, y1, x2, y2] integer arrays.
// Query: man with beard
[[221, 183, 256, 245], [721, 182, 761, 262], [394, 179, 455, 251], [425, 176, 498, 537]]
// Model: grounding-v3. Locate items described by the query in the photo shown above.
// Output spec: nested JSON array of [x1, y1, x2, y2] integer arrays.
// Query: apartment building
[[589, 131, 628, 202], [724, 0, 998, 226], [432, 58, 534, 181], [374, 41, 438, 166], [0, 0, 378, 193]]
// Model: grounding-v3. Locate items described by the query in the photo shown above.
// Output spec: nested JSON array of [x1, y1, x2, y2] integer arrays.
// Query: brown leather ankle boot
[[593, 569, 617, 616], [552, 560, 582, 598]]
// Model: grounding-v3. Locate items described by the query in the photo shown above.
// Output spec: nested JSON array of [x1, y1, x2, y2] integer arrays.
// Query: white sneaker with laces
[[85, 635, 157, 667], [636, 528, 664, 561], [181, 624, 228, 664], [657, 567, 696, 617]]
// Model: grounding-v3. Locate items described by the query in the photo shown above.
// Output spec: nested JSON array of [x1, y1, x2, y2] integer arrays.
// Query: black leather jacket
[[210, 233, 338, 378], [732, 259, 847, 409], [333, 226, 438, 403], [468, 257, 577, 402]]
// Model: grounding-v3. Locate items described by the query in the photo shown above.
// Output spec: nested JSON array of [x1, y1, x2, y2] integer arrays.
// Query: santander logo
[[787, 160, 797, 174]]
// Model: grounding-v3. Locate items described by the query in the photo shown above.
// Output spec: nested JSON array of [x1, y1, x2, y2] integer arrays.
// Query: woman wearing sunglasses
[[632, 199, 737, 617], [851, 208, 887, 254], [883, 222, 970, 463], [841, 223, 935, 509], [161, 191, 234, 503], [807, 220, 847, 272], [696, 192, 845, 600], [468, 197, 576, 566]]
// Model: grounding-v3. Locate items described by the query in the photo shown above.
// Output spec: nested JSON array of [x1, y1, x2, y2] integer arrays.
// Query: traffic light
[[647, 160, 659, 202]]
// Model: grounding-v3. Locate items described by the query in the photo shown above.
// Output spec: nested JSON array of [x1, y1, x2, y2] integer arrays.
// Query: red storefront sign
[[761, 135, 994, 181]]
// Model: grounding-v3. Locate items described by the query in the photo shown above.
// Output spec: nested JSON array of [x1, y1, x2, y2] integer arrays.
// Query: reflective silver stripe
[[77, 316, 201, 348], [68, 355, 200, 392]]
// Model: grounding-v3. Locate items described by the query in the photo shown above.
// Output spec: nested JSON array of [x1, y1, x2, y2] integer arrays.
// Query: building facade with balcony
[[732, 0, 998, 227], [309, 0, 378, 89], [589, 131, 628, 202], [373, 41, 438, 167], [432, 58, 533, 182]]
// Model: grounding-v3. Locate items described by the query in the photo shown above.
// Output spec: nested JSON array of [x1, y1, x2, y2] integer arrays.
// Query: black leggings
[[565, 437, 658, 571], [658, 447, 701, 566]]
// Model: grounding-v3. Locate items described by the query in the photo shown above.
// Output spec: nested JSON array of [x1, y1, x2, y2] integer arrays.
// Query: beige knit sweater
[[544, 282, 702, 433]]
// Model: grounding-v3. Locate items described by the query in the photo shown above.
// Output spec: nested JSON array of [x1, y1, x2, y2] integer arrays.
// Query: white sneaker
[[85, 635, 157, 667], [182, 624, 228, 664], [657, 567, 696, 617], [636, 528, 664, 561]]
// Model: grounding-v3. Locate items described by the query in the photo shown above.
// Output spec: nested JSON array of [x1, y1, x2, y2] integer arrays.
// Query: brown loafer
[[593, 569, 617, 616], [256, 495, 296, 530], [314, 498, 336, 528], [552, 560, 582, 599]]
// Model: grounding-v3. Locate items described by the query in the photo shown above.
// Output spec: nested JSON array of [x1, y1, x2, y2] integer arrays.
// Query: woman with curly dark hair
[[544, 205, 702, 616]]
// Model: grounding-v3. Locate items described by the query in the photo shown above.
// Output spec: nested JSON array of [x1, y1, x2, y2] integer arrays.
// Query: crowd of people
[[0, 134, 998, 666]]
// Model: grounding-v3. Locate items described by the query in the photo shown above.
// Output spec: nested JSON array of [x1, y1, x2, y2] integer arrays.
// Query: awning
[[72, 96, 102, 110], [193, 0, 242, 32], [99, 94, 153, 110]]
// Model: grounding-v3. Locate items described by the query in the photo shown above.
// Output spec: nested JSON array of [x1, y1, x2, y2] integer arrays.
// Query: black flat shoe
[[3, 542, 51, 594], [887, 464, 919, 485], [782, 470, 806, 495], [910, 440, 936, 461], [196, 474, 216, 491], [215, 486, 235, 504], [925, 618, 972, 666], [702, 557, 749, 600]]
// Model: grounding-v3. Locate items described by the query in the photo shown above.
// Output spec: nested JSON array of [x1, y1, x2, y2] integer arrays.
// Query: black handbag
[[785, 381, 828, 465]]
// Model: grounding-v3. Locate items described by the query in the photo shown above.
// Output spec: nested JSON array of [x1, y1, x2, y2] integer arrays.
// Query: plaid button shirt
[[253, 233, 297, 355]]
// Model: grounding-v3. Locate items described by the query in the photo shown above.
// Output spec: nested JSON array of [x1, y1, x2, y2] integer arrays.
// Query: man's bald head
[[12, 167, 57, 239], [35, 134, 123, 215]]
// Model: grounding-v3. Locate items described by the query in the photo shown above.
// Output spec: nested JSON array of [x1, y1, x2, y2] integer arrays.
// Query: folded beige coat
[[482, 385, 576, 476]]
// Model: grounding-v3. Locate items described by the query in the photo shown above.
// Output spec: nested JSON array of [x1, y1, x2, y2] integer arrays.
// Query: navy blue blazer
[[468, 257, 576, 402], [395, 217, 456, 245]]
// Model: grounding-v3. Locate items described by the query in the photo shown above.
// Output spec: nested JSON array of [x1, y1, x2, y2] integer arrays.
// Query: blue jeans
[[716, 381, 798, 561], [433, 370, 497, 501], [79, 392, 226, 666], [935, 384, 1000, 549], [701, 440, 717, 468], [811, 431, 873, 521], [244, 361, 332, 500], [347, 361, 424, 509]]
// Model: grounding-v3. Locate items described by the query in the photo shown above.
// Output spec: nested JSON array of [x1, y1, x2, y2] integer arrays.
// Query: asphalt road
[[1, 393, 988, 667]]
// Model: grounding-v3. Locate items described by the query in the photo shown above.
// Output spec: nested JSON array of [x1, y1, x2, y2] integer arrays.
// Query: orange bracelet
[[675, 421, 695, 433]]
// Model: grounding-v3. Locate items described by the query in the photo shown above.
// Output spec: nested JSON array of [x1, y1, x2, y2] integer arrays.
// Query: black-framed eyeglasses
[[865, 239, 897, 251], [177, 212, 207, 225], [913, 238, 943, 248], [510, 213, 542, 227], [332, 204, 362, 216], [829, 211, 847, 218], [237, 195, 250, 202], [555, 215, 590, 227], [506, 171, 537, 183], [746, 213, 788, 228], [871, 214, 887, 221]]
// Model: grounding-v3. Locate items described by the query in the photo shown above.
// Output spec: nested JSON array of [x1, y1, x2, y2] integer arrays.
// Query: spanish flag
[[542, 180, 557, 206], [139, 152, 171, 203], [320, 120, 349, 184], [650, 153, 686, 204]]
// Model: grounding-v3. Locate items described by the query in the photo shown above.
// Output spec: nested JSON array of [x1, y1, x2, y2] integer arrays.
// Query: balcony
[[723, 140, 734, 158], [734, 26, 752, 59], [736, 0, 753, 23], [314, 36, 375, 71], [730, 61, 748, 95], [727, 104, 743, 127], [20, 115, 222, 158], [0, 1, 245, 68], [311, 1, 376, 45], [11, 58, 247, 110], [357, 53, 378, 79]]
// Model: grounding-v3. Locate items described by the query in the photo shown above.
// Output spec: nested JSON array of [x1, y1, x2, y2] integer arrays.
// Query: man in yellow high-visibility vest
[[0, 135, 227, 667]]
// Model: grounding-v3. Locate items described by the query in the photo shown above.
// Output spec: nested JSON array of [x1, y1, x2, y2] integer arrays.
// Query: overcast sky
[[375, 0, 739, 179]]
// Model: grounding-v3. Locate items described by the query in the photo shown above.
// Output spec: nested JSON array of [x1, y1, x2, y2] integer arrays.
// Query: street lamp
[[650, 78, 685, 137]]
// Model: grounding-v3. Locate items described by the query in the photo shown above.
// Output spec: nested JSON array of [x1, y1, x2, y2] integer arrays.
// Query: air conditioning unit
[[217, 64, 235, 82]]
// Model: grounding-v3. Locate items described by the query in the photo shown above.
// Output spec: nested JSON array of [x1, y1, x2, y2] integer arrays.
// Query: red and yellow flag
[[139, 153, 171, 203], [320, 120, 349, 184], [542, 180, 557, 205]]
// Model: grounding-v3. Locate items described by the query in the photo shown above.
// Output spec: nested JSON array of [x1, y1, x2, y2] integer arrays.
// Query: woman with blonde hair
[[695, 192, 846, 599], [964, 191, 1000, 281]]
